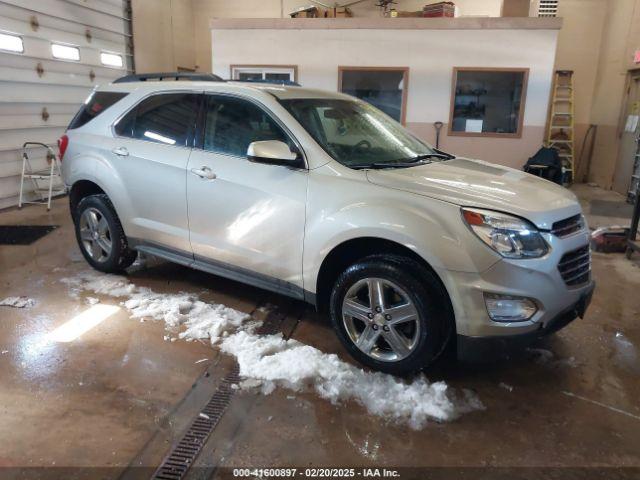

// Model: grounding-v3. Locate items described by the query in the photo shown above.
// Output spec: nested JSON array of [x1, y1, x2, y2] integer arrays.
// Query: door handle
[[190, 166, 216, 180], [112, 147, 129, 157]]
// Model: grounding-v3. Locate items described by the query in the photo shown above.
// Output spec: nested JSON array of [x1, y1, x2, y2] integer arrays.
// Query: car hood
[[365, 158, 581, 230]]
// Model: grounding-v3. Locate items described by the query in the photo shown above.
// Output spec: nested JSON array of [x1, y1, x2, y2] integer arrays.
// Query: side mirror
[[247, 140, 302, 168]]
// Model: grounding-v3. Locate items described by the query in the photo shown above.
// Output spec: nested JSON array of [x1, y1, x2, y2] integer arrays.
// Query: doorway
[[613, 72, 640, 199]]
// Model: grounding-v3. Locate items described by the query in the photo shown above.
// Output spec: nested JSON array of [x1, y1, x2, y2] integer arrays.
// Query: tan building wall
[[501, 0, 531, 17], [132, 0, 196, 73], [550, 0, 640, 190], [171, 0, 197, 71], [587, 0, 640, 191], [553, 0, 607, 179]]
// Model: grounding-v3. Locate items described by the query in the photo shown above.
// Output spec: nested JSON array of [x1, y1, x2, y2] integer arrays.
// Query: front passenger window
[[203, 96, 290, 157]]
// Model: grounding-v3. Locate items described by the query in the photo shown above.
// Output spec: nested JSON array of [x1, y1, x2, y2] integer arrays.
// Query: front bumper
[[441, 227, 593, 336], [457, 280, 595, 362]]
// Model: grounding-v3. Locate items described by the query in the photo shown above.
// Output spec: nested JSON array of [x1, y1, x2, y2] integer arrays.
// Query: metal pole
[[628, 185, 640, 259]]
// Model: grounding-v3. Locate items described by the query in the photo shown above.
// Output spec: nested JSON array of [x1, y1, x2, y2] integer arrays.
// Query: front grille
[[558, 245, 591, 286], [551, 214, 584, 238]]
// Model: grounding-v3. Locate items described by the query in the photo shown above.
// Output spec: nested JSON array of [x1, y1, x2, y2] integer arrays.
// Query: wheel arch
[[314, 236, 454, 320], [69, 176, 130, 233], [69, 180, 106, 220]]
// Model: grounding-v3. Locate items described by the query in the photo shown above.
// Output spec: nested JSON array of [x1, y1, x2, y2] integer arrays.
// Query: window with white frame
[[51, 43, 80, 61], [230, 66, 296, 83], [100, 51, 124, 68], [0, 32, 24, 53]]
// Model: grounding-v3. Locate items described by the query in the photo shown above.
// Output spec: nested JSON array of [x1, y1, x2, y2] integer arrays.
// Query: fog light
[[484, 293, 537, 322]]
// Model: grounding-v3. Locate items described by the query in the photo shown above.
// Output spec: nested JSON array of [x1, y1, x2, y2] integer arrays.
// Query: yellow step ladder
[[547, 70, 575, 185]]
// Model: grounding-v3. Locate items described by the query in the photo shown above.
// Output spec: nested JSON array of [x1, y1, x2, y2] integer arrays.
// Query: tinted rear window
[[114, 93, 200, 147], [68, 91, 128, 130]]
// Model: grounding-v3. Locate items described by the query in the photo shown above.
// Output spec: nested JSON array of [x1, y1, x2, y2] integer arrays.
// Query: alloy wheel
[[341, 277, 421, 362], [79, 207, 112, 263]]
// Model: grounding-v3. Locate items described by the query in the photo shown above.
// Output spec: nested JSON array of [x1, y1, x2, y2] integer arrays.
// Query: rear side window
[[68, 91, 128, 130], [114, 93, 199, 147]]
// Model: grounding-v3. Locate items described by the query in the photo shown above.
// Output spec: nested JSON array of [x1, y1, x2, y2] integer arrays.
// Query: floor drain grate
[[151, 305, 285, 480], [152, 366, 240, 480]]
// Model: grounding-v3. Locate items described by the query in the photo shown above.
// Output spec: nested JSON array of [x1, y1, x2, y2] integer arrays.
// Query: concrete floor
[[0, 185, 639, 477]]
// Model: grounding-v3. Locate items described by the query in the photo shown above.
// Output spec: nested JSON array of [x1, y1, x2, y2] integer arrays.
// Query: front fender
[[303, 175, 500, 294]]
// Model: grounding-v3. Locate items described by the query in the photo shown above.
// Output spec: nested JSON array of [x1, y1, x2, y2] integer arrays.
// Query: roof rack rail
[[113, 72, 224, 83], [234, 78, 301, 87]]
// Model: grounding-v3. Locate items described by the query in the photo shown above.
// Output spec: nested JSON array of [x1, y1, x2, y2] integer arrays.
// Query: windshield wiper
[[433, 148, 456, 160], [351, 161, 428, 170], [349, 151, 456, 170], [404, 152, 454, 162]]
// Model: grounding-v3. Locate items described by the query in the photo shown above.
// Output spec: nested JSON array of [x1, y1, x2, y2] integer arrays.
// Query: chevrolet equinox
[[60, 73, 595, 374]]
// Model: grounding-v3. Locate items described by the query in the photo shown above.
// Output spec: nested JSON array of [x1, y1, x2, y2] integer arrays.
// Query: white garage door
[[0, 0, 133, 210]]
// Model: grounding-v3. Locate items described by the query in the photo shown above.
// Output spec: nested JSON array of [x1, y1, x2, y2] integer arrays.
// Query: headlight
[[461, 208, 549, 259]]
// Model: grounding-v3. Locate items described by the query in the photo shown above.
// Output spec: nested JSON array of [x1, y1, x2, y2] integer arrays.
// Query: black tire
[[73, 194, 137, 273], [329, 254, 454, 375]]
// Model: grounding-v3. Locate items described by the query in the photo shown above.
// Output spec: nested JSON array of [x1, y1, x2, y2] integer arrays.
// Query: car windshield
[[280, 98, 450, 169]]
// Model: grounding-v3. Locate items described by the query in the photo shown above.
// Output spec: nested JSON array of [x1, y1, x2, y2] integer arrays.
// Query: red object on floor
[[591, 226, 630, 253]]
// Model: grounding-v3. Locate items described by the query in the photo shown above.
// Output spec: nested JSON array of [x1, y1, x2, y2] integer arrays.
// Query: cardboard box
[[325, 7, 352, 17], [290, 6, 320, 18], [392, 10, 423, 17], [423, 1, 455, 17], [293, 11, 318, 18], [423, 10, 455, 17]]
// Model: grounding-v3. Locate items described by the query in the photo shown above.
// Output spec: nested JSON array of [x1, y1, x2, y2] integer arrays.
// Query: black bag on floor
[[523, 146, 563, 185]]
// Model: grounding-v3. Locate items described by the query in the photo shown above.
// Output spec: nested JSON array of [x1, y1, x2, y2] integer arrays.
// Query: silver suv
[[61, 73, 595, 374]]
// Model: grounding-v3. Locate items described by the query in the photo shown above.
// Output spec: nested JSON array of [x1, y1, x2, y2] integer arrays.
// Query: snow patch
[[221, 331, 483, 428], [0, 296, 36, 308], [61, 270, 484, 427], [61, 271, 249, 344]]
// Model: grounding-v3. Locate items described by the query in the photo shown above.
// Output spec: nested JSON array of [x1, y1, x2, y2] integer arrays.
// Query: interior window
[[115, 93, 199, 147], [450, 69, 528, 136], [203, 96, 290, 157], [265, 73, 291, 81], [231, 66, 296, 83], [339, 68, 407, 123], [237, 72, 263, 81]]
